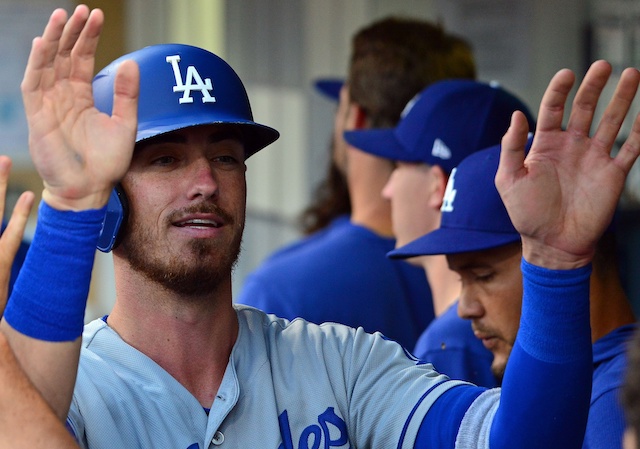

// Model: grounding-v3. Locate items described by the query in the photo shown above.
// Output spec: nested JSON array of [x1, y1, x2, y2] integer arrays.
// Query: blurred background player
[[344, 78, 536, 387], [298, 78, 351, 236], [239, 17, 476, 349]]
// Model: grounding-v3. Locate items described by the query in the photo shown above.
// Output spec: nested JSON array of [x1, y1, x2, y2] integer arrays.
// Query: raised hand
[[21, 5, 139, 211], [495, 61, 640, 269], [0, 157, 34, 316]]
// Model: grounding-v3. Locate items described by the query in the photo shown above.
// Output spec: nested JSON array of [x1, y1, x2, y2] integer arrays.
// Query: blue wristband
[[4, 201, 106, 341], [518, 259, 592, 363]]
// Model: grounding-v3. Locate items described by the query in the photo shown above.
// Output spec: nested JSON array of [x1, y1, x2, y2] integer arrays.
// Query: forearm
[[0, 332, 79, 448], [489, 259, 592, 448], [1, 200, 105, 419]]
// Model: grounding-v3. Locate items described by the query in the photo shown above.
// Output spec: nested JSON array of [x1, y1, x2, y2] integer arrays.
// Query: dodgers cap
[[343, 79, 535, 173], [388, 136, 533, 259], [314, 78, 344, 101]]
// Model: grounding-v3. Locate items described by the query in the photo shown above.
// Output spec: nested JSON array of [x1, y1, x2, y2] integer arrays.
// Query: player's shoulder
[[233, 304, 386, 355]]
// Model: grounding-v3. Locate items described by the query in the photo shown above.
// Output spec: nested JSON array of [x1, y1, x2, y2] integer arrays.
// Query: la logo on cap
[[166, 55, 216, 104], [441, 168, 457, 212]]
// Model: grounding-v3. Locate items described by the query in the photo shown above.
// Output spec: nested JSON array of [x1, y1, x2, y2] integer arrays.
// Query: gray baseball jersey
[[68, 305, 492, 448]]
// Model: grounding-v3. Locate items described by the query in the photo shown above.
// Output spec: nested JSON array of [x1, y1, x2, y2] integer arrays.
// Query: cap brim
[[314, 79, 343, 100], [343, 129, 412, 161], [388, 227, 521, 259]]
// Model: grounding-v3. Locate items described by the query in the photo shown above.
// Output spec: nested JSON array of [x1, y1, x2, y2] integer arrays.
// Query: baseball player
[[2, 5, 640, 449], [344, 79, 537, 388], [389, 139, 636, 447]]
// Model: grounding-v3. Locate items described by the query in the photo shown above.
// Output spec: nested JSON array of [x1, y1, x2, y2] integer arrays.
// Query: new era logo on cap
[[431, 138, 452, 161]]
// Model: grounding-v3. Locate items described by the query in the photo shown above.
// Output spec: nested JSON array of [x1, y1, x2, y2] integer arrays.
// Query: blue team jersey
[[583, 323, 636, 449], [413, 301, 498, 388], [238, 215, 434, 350]]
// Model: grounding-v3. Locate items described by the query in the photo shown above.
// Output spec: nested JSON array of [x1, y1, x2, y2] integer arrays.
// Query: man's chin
[[491, 359, 507, 385]]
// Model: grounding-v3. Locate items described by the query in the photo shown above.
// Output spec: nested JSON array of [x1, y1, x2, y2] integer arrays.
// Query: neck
[[420, 255, 460, 316], [108, 261, 238, 407], [347, 148, 394, 237]]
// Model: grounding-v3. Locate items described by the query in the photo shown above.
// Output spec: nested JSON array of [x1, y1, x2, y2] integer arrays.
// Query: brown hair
[[348, 17, 476, 128]]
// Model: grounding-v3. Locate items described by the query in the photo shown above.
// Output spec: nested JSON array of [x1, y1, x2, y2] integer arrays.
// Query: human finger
[[68, 7, 104, 83], [565, 60, 612, 137], [614, 110, 640, 174], [591, 67, 640, 153], [495, 111, 530, 189], [0, 157, 11, 227], [0, 191, 34, 316], [20, 9, 68, 112], [535, 68, 576, 133], [54, 5, 91, 82]]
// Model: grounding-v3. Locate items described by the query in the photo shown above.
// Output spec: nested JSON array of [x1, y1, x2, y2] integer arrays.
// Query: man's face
[[115, 124, 247, 296], [382, 162, 438, 248], [448, 242, 523, 383]]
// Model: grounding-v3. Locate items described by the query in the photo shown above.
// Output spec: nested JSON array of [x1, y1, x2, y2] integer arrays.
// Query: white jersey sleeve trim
[[455, 387, 501, 449]]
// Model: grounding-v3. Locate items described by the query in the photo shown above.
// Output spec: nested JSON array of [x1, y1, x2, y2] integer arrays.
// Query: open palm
[[21, 6, 138, 211]]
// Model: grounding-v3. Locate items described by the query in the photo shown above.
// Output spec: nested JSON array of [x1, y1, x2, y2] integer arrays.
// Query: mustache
[[471, 322, 497, 338], [167, 202, 235, 224]]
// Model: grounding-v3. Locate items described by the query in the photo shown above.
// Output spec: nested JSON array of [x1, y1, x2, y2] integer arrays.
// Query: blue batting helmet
[[94, 43, 280, 252]]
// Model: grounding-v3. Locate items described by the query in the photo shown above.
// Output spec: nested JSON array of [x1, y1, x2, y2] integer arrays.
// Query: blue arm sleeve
[[583, 389, 625, 449], [3, 201, 106, 341], [415, 260, 592, 449], [489, 260, 592, 449]]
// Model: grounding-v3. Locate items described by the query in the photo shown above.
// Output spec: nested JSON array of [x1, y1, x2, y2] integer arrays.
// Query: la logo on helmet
[[166, 55, 216, 104]]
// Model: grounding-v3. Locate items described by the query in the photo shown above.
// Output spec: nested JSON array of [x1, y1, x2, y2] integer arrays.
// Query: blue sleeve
[[489, 260, 592, 449], [415, 260, 592, 449], [3, 201, 105, 341], [583, 389, 625, 449]]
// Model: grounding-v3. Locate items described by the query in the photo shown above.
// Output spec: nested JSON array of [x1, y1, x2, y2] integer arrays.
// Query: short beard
[[118, 207, 243, 297]]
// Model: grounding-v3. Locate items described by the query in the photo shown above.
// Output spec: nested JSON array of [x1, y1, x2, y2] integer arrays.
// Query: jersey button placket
[[211, 431, 224, 446]]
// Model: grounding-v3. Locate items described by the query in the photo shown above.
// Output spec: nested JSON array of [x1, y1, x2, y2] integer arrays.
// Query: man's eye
[[215, 155, 238, 164], [476, 273, 495, 282], [213, 155, 245, 170], [152, 156, 176, 165]]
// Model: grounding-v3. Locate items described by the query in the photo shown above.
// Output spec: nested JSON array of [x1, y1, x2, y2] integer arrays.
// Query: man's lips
[[474, 330, 499, 350], [173, 216, 221, 228]]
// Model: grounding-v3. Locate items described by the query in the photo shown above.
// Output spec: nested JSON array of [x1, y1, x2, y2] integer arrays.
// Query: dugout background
[[1, 0, 639, 320]]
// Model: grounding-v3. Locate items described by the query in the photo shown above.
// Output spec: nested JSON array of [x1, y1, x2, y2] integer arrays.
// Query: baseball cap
[[343, 79, 536, 173], [388, 136, 533, 259], [314, 78, 344, 101]]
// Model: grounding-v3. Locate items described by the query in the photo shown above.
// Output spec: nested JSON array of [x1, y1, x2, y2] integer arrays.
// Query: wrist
[[521, 238, 594, 270], [42, 187, 112, 212]]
